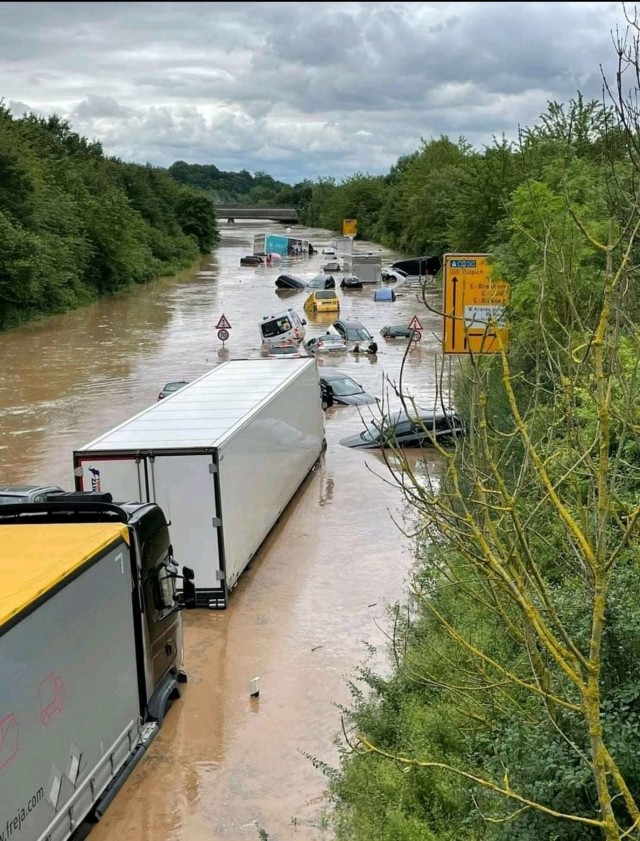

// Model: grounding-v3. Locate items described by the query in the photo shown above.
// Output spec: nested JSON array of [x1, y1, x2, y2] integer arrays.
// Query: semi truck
[[0, 493, 195, 841], [73, 358, 325, 609]]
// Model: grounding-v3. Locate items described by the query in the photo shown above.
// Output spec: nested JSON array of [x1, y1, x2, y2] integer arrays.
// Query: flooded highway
[[0, 221, 446, 840]]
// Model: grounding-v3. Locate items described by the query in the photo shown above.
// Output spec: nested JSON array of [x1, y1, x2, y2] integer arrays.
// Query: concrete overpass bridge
[[215, 206, 299, 223]]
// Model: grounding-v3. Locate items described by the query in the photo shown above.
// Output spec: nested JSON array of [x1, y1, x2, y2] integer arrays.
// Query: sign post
[[408, 315, 423, 343], [442, 254, 509, 355], [216, 314, 232, 350]]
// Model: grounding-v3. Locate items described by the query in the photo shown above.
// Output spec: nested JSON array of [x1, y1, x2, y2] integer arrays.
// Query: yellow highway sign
[[342, 218, 358, 236], [442, 253, 509, 354]]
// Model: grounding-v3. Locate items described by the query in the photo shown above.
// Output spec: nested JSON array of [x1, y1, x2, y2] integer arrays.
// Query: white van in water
[[259, 308, 307, 346]]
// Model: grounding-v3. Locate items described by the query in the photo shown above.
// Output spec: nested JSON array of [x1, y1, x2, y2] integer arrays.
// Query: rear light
[[158, 393, 164, 400]]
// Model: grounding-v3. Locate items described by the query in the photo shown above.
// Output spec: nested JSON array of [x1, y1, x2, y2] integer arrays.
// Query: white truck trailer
[[0, 495, 195, 841], [344, 253, 382, 284], [73, 358, 325, 609]]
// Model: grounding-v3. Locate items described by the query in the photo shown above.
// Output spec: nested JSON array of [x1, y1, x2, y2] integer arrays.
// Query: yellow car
[[303, 289, 340, 313]]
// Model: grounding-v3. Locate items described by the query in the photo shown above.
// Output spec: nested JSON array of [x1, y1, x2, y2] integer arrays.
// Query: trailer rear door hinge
[[212, 517, 222, 527], [209, 463, 218, 474]]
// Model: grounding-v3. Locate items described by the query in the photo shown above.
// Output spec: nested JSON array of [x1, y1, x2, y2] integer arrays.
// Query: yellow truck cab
[[304, 289, 340, 313]]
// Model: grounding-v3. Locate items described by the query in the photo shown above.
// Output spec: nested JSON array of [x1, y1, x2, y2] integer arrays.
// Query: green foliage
[[321, 95, 640, 841], [167, 159, 313, 210], [0, 105, 218, 330]]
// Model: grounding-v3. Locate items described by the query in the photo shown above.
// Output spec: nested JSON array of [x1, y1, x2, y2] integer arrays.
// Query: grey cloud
[[0, 2, 630, 182]]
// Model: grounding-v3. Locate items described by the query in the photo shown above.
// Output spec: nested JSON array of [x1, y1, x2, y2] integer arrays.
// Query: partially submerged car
[[260, 308, 307, 346], [308, 274, 336, 290], [0, 485, 66, 504], [373, 288, 396, 302], [323, 260, 341, 272], [380, 324, 414, 339], [329, 319, 374, 349], [319, 370, 376, 407], [339, 407, 465, 449], [304, 290, 340, 313], [340, 275, 363, 290], [158, 380, 189, 400], [267, 343, 307, 359], [275, 274, 307, 290], [305, 334, 348, 355]]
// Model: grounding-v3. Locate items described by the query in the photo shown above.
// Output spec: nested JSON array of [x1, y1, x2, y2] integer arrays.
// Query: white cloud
[[0, 1, 630, 182]]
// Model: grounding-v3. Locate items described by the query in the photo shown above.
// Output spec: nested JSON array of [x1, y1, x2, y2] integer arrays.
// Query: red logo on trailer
[[38, 673, 65, 725]]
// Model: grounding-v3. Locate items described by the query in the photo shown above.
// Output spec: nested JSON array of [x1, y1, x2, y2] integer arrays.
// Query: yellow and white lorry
[[0, 494, 195, 841]]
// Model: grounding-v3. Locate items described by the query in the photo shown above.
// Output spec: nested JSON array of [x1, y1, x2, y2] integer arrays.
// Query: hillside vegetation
[[305, 91, 640, 841], [0, 106, 218, 330]]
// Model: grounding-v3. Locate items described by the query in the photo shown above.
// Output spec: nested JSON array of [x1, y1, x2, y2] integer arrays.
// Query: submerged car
[[380, 324, 414, 339], [305, 334, 348, 355], [319, 370, 376, 407], [267, 343, 307, 359], [158, 380, 189, 400], [308, 274, 336, 290], [339, 408, 465, 449], [0, 485, 66, 504], [260, 308, 307, 346], [304, 290, 340, 313], [329, 319, 373, 348], [275, 274, 307, 290], [340, 275, 363, 289]]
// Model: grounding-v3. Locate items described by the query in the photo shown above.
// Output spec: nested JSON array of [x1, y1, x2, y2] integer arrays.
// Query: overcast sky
[[0, 1, 631, 183]]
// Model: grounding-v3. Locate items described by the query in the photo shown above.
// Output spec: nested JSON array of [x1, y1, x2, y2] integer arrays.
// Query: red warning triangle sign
[[408, 315, 423, 331], [216, 314, 232, 330]]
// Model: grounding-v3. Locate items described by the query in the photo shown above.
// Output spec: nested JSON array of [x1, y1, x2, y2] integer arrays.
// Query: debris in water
[[249, 676, 260, 698], [311, 645, 324, 652]]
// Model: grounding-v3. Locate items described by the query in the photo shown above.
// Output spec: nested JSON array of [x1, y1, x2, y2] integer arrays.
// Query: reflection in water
[[0, 221, 448, 840]]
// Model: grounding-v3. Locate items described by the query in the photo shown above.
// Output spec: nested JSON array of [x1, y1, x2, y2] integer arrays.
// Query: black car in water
[[319, 369, 376, 407], [339, 408, 465, 449]]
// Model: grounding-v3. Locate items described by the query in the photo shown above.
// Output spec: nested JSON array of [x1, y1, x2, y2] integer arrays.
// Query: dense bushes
[[317, 94, 640, 840], [0, 106, 218, 329]]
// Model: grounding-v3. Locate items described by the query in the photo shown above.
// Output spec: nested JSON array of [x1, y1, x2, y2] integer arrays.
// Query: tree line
[[302, 44, 640, 841], [0, 106, 218, 330]]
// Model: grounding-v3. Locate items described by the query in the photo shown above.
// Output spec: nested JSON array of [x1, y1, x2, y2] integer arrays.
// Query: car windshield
[[0, 494, 24, 504], [327, 376, 362, 396], [346, 326, 372, 341], [271, 346, 298, 355], [164, 382, 185, 392], [316, 290, 337, 300]]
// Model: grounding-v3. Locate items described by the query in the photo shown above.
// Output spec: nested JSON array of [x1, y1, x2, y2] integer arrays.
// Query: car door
[[334, 322, 346, 338]]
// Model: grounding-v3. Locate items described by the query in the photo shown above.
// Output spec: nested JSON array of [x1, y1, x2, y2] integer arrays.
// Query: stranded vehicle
[[259, 308, 307, 346], [73, 359, 325, 609], [0, 493, 195, 841]]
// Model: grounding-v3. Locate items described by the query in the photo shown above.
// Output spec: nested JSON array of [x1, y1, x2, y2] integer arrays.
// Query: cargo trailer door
[[74, 454, 148, 502], [147, 454, 225, 608]]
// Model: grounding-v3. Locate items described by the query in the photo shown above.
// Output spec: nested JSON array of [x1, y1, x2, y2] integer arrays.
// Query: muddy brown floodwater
[[0, 221, 448, 840]]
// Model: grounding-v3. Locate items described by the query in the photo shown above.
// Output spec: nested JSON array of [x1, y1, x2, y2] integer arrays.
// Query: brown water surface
[[0, 222, 447, 840]]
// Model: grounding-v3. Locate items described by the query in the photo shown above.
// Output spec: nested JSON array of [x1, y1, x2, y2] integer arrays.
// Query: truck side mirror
[[182, 567, 196, 609]]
